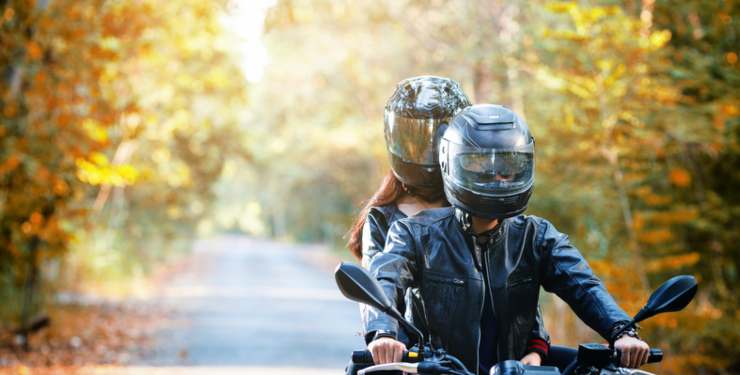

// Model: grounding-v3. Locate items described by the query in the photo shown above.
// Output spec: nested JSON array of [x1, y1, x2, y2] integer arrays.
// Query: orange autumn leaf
[[727, 52, 738, 65], [26, 41, 43, 60], [52, 177, 69, 195], [637, 228, 673, 245], [669, 167, 691, 187], [645, 252, 701, 272], [29, 212, 44, 226], [649, 208, 699, 225], [632, 213, 645, 231], [722, 103, 738, 116], [2, 7, 14, 22], [34, 71, 46, 85], [642, 192, 672, 206], [0, 155, 22, 175]]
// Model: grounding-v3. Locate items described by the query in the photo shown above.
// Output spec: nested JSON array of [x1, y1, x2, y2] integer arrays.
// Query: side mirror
[[633, 275, 698, 323], [334, 262, 392, 312], [611, 275, 697, 344], [334, 262, 426, 348]]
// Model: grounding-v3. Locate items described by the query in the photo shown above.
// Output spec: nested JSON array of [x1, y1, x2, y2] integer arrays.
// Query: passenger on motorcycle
[[347, 75, 469, 265], [364, 104, 650, 374], [348, 78, 551, 369]]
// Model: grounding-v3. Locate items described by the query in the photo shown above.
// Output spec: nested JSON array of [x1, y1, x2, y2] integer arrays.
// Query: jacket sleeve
[[360, 208, 390, 268], [538, 218, 631, 341], [362, 220, 419, 344], [525, 305, 551, 358], [359, 208, 408, 344]]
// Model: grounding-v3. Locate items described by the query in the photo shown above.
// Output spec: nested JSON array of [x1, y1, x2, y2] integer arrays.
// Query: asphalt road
[[139, 235, 364, 374]]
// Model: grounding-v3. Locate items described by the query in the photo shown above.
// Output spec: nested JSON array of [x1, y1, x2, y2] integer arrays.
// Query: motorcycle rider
[[348, 78, 550, 367], [365, 104, 650, 373]]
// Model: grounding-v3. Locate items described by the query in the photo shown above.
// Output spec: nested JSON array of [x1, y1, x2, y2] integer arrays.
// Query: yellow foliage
[[82, 119, 109, 143], [90, 152, 109, 166], [545, 2, 576, 13], [544, 30, 588, 43], [648, 30, 672, 49], [0, 0, 246, 343], [534, 67, 566, 90], [76, 154, 139, 187]]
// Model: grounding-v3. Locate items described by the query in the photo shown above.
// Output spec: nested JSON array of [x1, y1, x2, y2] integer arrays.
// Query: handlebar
[[615, 348, 663, 364], [648, 348, 664, 363], [563, 346, 664, 375], [352, 349, 421, 365], [352, 347, 663, 375]]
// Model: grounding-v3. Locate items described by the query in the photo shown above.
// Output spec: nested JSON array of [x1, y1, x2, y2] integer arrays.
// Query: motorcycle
[[334, 262, 697, 375]]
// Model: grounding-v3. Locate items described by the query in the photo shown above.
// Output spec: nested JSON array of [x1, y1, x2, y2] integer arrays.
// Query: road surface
[[132, 235, 365, 374]]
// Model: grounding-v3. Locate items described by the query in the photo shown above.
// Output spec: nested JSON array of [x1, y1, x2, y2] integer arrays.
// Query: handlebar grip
[[647, 348, 663, 363], [352, 350, 374, 364], [615, 347, 664, 365], [351, 350, 420, 364]]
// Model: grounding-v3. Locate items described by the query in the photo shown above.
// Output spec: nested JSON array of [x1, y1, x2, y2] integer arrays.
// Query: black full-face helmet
[[384, 76, 470, 199], [439, 104, 535, 219]]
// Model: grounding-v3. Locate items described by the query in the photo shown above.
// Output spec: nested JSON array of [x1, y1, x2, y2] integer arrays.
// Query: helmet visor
[[384, 113, 448, 166], [448, 141, 534, 197]]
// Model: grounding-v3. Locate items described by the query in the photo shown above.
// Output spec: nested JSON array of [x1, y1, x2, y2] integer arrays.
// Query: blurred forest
[[1, 0, 738, 374], [0, 0, 247, 348]]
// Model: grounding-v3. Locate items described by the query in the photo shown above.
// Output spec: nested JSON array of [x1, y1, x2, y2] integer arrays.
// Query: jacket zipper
[[483, 245, 498, 370], [474, 241, 485, 375]]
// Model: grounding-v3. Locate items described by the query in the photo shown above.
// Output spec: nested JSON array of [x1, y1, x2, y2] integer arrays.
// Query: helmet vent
[[474, 122, 515, 131]]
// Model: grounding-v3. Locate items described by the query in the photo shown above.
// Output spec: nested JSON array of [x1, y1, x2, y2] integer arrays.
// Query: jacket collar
[[455, 208, 505, 247]]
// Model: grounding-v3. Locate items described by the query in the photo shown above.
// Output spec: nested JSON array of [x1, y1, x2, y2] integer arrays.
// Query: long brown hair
[[346, 171, 405, 260]]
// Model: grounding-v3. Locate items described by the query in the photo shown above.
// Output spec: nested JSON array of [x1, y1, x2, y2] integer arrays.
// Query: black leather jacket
[[360, 206, 550, 351], [359, 205, 413, 344], [363, 207, 631, 373]]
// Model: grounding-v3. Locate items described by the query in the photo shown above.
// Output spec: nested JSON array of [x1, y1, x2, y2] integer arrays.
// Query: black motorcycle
[[335, 262, 697, 375]]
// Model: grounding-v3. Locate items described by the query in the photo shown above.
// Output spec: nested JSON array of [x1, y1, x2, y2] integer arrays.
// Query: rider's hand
[[520, 351, 542, 366], [368, 337, 405, 364], [614, 336, 650, 368]]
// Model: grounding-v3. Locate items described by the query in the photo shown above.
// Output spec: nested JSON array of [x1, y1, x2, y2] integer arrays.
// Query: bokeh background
[[0, 0, 737, 374]]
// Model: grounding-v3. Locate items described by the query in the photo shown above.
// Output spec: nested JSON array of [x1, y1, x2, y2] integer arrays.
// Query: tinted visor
[[384, 113, 448, 166], [448, 141, 534, 197]]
